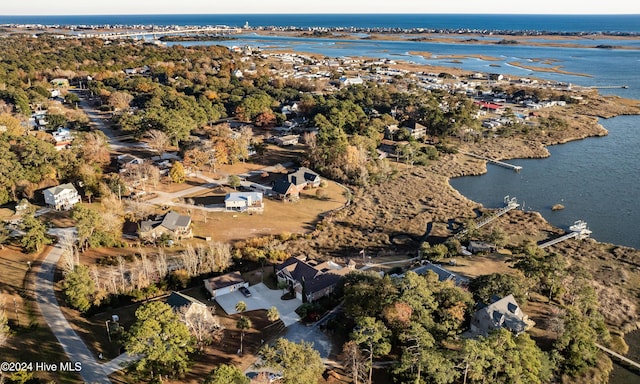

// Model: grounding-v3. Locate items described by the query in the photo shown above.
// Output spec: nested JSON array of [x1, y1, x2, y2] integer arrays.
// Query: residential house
[[404, 122, 427, 140], [274, 134, 300, 146], [275, 256, 355, 302], [467, 241, 496, 254], [339, 76, 364, 86], [271, 167, 321, 201], [139, 211, 192, 240], [43, 183, 81, 211], [51, 127, 73, 150], [165, 291, 209, 319], [50, 78, 70, 88], [204, 271, 248, 298], [412, 261, 468, 286], [225, 192, 264, 213], [470, 294, 533, 337], [384, 124, 400, 140]]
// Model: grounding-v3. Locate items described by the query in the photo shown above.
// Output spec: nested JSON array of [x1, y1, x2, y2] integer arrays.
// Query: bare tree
[[208, 241, 232, 272], [59, 231, 79, 275], [155, 248, 169, 279], [341, 340, 368, 384], [117, 256, 127, 293], [178, 305, 223, 351], [108, 91, 133, 112], [145, 129, 170, 154]]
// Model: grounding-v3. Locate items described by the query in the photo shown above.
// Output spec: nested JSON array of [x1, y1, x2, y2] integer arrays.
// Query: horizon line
[[2, 12, 640, 17]]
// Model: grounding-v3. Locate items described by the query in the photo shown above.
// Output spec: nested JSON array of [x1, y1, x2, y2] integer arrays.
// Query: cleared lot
[[215, 283, 302, 326]]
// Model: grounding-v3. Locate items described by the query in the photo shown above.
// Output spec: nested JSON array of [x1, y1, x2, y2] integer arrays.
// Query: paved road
[[36, 228, 139, 383], [36, 228, 111, 383]]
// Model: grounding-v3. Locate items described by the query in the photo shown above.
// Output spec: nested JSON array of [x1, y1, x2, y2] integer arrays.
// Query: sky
[[2, 0, 639, 16]]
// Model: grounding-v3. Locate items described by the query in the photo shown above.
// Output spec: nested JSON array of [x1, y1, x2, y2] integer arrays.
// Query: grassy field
[[189, 180, 347, 243]]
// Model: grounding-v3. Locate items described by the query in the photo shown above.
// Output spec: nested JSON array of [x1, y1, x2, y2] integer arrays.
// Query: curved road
[[36, 228, 137, 383]]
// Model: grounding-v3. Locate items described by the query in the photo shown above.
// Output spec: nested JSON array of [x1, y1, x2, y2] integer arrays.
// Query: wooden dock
[[459, 151, 522, 172], [596, 343, 640, 373], [455, 196, 519, 238], [539, 220, 592, 248]]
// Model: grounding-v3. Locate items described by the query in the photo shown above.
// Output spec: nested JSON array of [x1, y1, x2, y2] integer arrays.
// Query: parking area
[[215, 283, 302, 326]]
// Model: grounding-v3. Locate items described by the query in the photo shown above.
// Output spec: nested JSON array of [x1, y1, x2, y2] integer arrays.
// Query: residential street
[[35, 228, 138, 384]]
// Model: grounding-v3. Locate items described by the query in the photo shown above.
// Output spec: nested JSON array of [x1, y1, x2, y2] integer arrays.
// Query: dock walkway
[[596, 343, 640, 372], [459, 151, 522, 172]]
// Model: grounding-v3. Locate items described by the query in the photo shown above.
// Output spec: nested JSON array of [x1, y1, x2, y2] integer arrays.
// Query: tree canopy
[[125, 301, 194, 381]]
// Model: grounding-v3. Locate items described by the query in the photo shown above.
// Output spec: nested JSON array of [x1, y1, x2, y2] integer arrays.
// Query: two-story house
[[43, 183, 81, 211]]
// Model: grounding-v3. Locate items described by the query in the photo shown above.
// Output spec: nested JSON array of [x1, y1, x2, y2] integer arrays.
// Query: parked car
[[239, 286, 252, 297]]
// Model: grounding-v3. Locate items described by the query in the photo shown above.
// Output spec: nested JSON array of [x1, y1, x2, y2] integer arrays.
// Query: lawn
[[191, 180, 347, 243]]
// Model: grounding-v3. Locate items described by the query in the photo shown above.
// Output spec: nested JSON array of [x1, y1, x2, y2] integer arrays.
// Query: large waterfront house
[[470, 294, 533, 337], [43, 183, 81, 211], [275, 256, 354, 302]]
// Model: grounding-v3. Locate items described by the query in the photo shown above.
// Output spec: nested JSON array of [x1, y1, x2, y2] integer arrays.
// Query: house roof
[[45, 183, 77, 196], [272, 178, 296, 195], [288, 167, 320, 185], [225, 192, 263, 203], [276, 257, 348, 296], [413, 262, 468, 286], [161, 211, 191, 230], [166, 291, 206, 311], [473, 294, 528, 335], [205, 271, 245, 291]]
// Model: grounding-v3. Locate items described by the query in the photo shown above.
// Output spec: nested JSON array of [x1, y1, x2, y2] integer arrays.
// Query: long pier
[[459, 151, 522, 172], [455, 196, 519, 238], [596, 343, 640, 373], [539, 220, 592, 248]]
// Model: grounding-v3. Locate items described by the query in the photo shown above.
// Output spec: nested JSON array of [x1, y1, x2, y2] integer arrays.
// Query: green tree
[[267, 306, 280, 323], [203, 364, 249, 384], [351, 316, 392, 384], [235, 301, 247, 313], [469, 273, 531, 305], [19, 213, 51, 253], [228, 174, 241, 190], [236, 315, 252, 355], [260, 338, 324, 384], [125, 301, 194, 381], [553, 306, 599, 377], [462, 328, 552, 384], [169, 161, 186, 183], [62, 264, 97, 313]]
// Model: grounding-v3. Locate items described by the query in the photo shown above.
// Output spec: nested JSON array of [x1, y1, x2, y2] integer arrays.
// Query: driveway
[[215, 283, 302, 326]]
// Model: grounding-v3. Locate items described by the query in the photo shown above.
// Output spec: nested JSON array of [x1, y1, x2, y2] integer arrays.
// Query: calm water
[[449, 115, 640, 249], [2, 14, 640, 33]]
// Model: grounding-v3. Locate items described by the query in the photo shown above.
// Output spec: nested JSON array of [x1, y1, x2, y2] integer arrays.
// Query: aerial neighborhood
[[0, 21, 639, 384]]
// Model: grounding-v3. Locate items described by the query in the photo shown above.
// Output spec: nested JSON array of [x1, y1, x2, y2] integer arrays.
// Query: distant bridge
[[79, 27, 243, 39]]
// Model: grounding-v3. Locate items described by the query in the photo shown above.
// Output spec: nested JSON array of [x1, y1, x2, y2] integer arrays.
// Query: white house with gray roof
[[43, 183, 81, 211], [224, 192, 264, 213]]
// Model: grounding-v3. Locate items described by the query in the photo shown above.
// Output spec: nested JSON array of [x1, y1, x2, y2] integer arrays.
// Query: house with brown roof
[[203, 271, 248, 298], [275, 256, 354, 302]]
